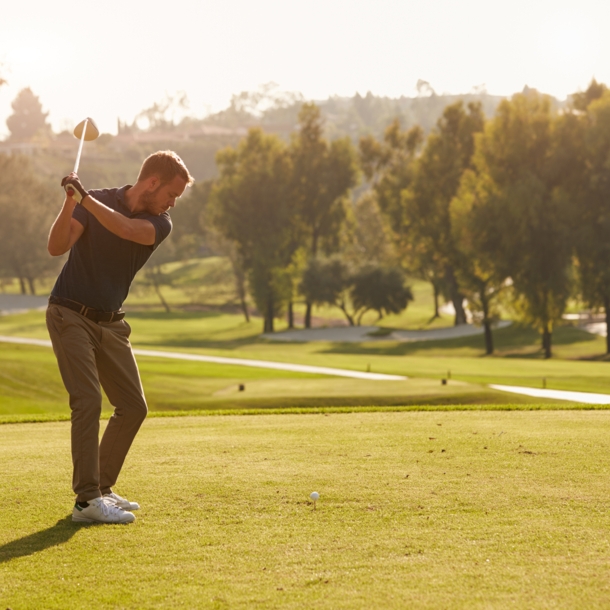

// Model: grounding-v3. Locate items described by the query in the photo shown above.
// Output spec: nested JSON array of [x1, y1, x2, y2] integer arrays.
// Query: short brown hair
[[137, 150, 194, 186]]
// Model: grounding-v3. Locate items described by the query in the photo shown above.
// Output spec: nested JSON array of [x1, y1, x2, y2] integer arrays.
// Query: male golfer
[[47, 151, 193, 524]]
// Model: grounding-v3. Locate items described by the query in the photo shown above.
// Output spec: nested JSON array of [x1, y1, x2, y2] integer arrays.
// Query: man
[[47, 150, 193, 524]]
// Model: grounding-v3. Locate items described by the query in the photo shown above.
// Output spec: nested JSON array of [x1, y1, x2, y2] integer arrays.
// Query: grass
[[0, 341, 553, 418], [2, 304, 610, 418], [2, 411, 610, 608]]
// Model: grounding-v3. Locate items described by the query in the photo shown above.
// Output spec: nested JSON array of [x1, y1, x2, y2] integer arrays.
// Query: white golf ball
[[310, 492, 320, 501]]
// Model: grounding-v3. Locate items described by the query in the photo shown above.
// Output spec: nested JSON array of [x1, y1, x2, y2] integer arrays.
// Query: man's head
[[136, 151, 194, 215]]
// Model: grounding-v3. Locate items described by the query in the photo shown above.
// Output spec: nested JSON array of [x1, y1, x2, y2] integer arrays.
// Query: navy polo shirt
[[51, 185, 172, 311]]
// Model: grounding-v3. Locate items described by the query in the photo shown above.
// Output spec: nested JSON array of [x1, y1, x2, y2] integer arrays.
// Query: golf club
[[64, 117, 99, 198]]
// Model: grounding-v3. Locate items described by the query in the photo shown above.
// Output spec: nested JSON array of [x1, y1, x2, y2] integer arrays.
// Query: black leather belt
[[49, 296, 125, 323]]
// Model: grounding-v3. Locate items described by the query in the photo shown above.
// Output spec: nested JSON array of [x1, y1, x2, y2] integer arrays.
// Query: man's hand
[[61, 173, 88, 204]]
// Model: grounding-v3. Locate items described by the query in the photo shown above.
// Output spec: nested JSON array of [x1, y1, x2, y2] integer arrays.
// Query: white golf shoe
[[103, 492, 140, 511], [72, 496, 136, 524]]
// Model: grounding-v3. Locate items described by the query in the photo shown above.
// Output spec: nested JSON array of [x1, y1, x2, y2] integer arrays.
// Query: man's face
[[140, 175, 188, 215]]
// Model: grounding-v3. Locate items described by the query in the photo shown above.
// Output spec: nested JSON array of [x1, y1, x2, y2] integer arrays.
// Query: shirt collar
[[116, 185, 133, 214]]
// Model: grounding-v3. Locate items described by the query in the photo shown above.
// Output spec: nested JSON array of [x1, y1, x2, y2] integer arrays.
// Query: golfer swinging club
[[47, 151, 194, 524]]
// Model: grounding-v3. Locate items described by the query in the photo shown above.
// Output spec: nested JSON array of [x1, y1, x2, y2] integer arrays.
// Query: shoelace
[[98, 497, 126, 517]]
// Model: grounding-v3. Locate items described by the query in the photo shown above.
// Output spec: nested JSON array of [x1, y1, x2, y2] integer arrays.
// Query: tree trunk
[[432, 282, 440, 319], [287, 301, 294, 328], [153, 282, 170, 313], [151, 267, 170, 313], [264, 297, 274, 333], [542, 326, 552, 359], [338, 301, 355, 326], [231, 257, 249, 322], [240, 297, 250, 323], [18, 276, 27, 295], [27, 277, 36, 296], [305, 301, 312, 328], [446, 268, 467, 326], [483, 320, 494, 355], [480, 286, 493, 355], [604, 296, 610, 354]]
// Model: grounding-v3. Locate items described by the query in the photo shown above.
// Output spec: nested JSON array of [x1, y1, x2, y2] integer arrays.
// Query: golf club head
[[73, 117, 99, 141]]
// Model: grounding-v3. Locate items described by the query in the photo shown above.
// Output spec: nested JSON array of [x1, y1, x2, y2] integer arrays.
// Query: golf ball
[[310, 492, 320, 501]]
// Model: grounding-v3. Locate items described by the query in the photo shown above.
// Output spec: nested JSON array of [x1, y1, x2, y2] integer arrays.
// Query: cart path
[[0, 335, 406, 381], [489, 384, 610, 404]]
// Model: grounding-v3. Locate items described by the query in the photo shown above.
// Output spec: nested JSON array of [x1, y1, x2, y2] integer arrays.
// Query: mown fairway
[[2, 306, 610, 419], [2, 411, 610, 609]]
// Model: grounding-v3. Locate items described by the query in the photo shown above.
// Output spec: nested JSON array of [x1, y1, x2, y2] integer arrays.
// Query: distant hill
[[1, 89, 563, 184]]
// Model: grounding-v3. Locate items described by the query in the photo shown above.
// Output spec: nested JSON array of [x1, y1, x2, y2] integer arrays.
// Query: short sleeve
[[72, 202, 89, 228], [146, 213, 172, 250]]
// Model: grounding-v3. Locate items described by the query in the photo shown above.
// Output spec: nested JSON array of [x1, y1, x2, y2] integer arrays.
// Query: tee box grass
[[2, 411, 610, 609]]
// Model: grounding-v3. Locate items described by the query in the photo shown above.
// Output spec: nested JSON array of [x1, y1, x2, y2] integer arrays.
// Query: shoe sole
[[72, 513, 135, 524]]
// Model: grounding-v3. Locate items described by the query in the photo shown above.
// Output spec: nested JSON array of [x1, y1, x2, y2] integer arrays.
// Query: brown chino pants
[[46, 304, 148, 502]]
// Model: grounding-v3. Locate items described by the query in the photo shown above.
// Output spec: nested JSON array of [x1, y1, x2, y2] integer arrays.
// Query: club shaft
[[73, 119, 88, 173]]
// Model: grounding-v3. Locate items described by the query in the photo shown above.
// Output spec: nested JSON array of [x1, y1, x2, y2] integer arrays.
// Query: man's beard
[[138, 190, 159, 213]]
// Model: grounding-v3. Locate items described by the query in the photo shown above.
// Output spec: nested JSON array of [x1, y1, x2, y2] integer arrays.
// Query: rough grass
[[2, 411, 610, 609]]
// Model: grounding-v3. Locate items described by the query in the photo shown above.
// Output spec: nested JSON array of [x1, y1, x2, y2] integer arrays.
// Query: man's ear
[[145, 175, 161, 191]]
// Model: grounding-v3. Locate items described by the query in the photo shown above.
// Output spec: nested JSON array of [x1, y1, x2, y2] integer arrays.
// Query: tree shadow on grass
[[0, 515, 89, 564], [318, 323, 599, 358]]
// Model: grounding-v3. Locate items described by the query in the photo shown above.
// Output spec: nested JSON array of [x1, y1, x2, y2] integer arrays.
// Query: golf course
[[2, 278, 610, 608]]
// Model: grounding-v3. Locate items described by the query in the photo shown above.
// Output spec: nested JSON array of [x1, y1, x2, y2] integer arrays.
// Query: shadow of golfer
[[0, 515, 89, 564]]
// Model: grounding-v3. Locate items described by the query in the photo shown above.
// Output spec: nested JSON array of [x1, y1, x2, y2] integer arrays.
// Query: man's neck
[[124, 184, 144, 213]]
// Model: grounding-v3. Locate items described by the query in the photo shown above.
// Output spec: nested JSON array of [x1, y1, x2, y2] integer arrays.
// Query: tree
[[570, 87, 610, 353], [140, 243, 175, 313], [360, 121, 437, 310], [350, 266, 413, 324], [291, 103, 359, 328], [170, 179, 252, 321], [211, 128, 298, 332], [0, 155, 60, 293], [451, 172, 507, 354], [403, 101, 485, 325], [6, 88, 50, 141], [132, 92, 190, 132], [299, 257, 355, 325], [458, 92, 574, 357], [299, 258, 412, 326]]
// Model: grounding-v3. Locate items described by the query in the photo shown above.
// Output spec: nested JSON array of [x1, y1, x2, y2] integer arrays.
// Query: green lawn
[[1, 307, 610, 419], [2, 411, 610, 608]]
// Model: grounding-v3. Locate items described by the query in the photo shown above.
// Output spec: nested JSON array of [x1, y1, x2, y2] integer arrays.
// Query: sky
[[1, 0, 608, 137]]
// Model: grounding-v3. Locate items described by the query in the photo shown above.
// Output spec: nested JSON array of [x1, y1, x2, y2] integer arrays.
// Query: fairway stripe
[[0, 336, 406, 381], [490, 384, 610, 404]]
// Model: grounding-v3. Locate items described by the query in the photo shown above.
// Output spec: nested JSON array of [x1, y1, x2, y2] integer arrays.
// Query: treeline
[[3, 80, 610, 360], [0, 155, 61, 293], [172, 80, 610, 358]]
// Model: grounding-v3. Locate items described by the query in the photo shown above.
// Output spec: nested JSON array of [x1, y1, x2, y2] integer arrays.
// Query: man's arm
[[48, 197, 85, 256], [62, 173, 156, 246], [81, 195, 156, 246]]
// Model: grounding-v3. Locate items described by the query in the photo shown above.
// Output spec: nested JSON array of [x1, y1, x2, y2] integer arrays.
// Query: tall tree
[[570, 86, 610, 352], [171, 180, 252, 321], [361, 120, 447, 314], [211, 128, 298, 332], [291, 103, 359, 328], [0, 155, 60, 293], [403, 101, 485, 325], [458, 92, 574, 357], [451, 173, 508, 355], [6, 88, 50, 141]]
